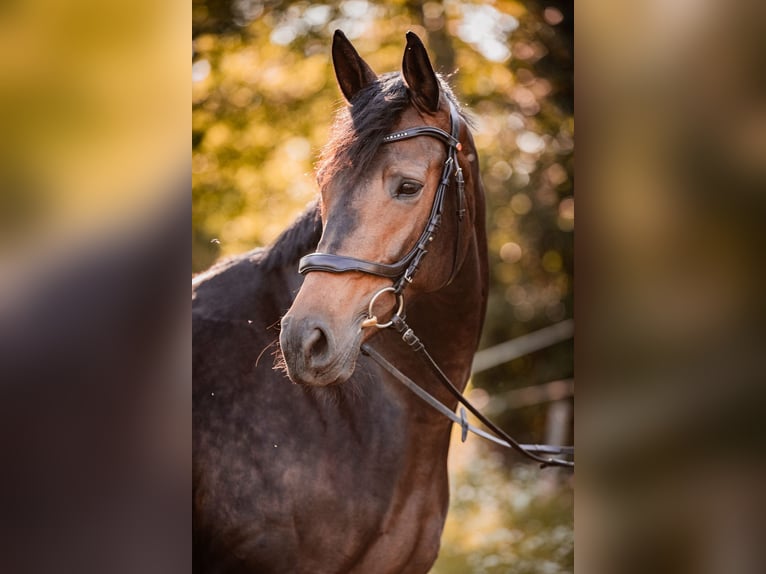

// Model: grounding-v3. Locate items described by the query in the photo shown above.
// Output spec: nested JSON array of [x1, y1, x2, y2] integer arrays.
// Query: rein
[[361, 316, 574, 469], [299, 99, 574, 469]]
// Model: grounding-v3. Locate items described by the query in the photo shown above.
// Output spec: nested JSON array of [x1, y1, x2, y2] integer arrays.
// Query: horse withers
[[193, 31, 488, 573]]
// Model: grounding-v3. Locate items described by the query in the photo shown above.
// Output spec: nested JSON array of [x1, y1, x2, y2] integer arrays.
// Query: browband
[[382, 126, 460, 148]]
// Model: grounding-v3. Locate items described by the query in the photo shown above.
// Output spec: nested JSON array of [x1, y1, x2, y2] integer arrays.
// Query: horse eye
[[397, 181, 423, 197]]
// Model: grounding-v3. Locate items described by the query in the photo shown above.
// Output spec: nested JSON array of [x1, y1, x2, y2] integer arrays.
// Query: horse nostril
[[280, 314, 341, 383], [305, 326, 330, 362]]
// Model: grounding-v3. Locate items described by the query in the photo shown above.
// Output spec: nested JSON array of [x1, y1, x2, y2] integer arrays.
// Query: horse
[[193, 30, 488, 573]]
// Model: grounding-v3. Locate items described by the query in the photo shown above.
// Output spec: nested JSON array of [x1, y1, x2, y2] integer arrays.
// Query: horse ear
[[332, 29, 377, 104], [402, 31, 440, 113]]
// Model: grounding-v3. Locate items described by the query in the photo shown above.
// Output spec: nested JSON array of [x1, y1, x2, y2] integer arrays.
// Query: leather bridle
[[297, 99, 574, 469]]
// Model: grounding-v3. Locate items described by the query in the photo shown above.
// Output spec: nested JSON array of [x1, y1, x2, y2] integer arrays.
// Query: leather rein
[[299, 100, 574, 469]]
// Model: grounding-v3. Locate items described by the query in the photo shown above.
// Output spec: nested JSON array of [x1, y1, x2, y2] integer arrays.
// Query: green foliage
[[433, 446, 574, 574]]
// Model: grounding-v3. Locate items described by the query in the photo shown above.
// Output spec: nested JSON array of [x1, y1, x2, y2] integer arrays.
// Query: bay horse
[[193, 30, 488, 573]]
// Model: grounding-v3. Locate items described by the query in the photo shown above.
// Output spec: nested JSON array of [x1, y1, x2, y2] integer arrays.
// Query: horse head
[[280, 30, 480, 387]]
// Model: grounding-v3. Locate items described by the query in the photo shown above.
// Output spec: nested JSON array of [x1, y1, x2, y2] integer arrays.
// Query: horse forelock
[[316, 72, 463, 191]]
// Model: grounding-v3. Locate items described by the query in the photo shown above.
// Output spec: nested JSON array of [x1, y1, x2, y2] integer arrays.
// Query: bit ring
[[361, 287, 404, 329]]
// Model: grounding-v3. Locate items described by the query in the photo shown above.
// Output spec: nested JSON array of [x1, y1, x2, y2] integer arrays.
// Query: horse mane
[[260, 201, 322, 272], [316, 72, 464, 188]]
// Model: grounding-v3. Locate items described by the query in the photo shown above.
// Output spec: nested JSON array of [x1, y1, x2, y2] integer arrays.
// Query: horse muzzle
[[279, 313, 361, 387]]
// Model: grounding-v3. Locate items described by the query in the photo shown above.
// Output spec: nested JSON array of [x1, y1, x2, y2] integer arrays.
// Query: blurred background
[[578, 1, 766, 573], [193, 1, 574, 572], [0, 2, 190, 573]]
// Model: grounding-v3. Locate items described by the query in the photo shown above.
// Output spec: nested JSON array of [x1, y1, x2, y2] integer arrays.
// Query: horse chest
[[261, 460, 449, 574], [194, 378, 450, 574], [266, 406, 449, 572]]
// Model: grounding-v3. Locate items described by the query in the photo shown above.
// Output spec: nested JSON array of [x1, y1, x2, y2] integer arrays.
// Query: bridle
[[298, 99, 574, 469]]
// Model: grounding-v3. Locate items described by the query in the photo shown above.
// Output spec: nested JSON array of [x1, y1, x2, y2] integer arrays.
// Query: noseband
[[298, 100, 466, 308]]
